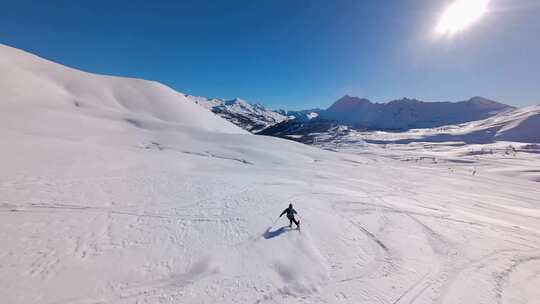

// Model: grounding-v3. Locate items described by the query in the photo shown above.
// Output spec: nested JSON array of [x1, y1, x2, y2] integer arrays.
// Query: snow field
[[1, 43, 540, 303]]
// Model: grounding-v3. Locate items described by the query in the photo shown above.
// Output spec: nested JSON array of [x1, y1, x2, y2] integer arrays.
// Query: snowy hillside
[[2, 44, 540, 304], [0, 45, 244, 137], [186, 95, 287, 132]]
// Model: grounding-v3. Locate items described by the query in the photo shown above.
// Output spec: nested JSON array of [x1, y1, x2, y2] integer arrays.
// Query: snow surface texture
[[186, 95, 287, 133], [2, 44, 540, 304]]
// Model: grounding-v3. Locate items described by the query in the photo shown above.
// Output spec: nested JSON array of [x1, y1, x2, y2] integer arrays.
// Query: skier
[[280, 203, 300, 228]]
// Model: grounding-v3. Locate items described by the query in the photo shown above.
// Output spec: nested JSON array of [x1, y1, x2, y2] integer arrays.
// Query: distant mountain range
[[321, 95, 513, 130], [189, 94, 516, 138], [258, 96, 522, 144], [313, 104, 540, 147], [184, 89, 540, 145]]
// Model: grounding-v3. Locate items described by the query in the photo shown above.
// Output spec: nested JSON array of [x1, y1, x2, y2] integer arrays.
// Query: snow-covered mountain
[[321, 95, 514, 130], [186, 95, 325, 132], [301, 105, 540, 147], [260, 95, 517, 143], [372, 104, 540, 144], [261, 103, 540, 145], [188, 93, 511, 135], [3, 44, 540, 304], [186, 95, 287, 132]]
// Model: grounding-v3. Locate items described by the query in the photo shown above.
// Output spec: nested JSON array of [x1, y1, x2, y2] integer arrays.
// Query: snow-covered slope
[[2, 44, 540, 304], [487, 105, 540, 142], [0, 45, 245, 138], [321, 95, 513, 130], [186, 95, 287, 132]]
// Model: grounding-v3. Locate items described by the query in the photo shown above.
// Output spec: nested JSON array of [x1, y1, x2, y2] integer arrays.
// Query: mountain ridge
[[321, 95, 514, 130], [188, 93, 515, 135], [186, 95, 287, 132]]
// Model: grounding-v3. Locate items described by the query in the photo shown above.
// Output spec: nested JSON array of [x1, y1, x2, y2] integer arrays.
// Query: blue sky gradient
[[1, 0, 539, 109]]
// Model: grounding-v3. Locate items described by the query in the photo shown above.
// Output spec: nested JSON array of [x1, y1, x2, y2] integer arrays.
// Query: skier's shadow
[[263, 226, 293, 239]]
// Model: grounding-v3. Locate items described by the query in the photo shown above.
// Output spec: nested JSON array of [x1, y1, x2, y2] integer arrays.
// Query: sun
[[435, 0, 490, 36]]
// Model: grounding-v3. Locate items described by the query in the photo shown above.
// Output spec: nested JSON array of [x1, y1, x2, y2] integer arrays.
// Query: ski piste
[[2, 43, 540, 304]]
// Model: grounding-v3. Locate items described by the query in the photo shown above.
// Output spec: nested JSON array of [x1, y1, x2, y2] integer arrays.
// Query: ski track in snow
[[3, 147, 540, 304]]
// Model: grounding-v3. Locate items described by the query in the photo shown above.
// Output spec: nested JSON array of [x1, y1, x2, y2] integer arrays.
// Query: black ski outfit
[[280, 204, 300, 228]]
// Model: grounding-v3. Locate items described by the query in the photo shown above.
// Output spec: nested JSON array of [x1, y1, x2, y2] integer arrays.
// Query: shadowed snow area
[[1, 44, 540, 304]]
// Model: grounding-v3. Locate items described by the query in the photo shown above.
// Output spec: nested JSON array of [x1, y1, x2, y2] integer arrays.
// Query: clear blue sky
[[1, 0, 539, 109]]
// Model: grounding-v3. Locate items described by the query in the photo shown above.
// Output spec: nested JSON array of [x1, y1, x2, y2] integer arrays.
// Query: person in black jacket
[[280, 203, 300, 228]]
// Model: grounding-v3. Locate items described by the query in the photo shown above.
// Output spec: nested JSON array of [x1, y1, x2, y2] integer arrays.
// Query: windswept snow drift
[[2, 44, 540, 304]]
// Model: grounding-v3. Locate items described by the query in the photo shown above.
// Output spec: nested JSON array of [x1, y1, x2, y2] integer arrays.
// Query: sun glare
[[435, 0, 490, 36]]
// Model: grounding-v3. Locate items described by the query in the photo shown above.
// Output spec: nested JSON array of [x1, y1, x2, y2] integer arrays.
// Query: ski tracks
[[493, 254, 540, 304], [330, 195, 468, 304], [24, 248, 60, 280]]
